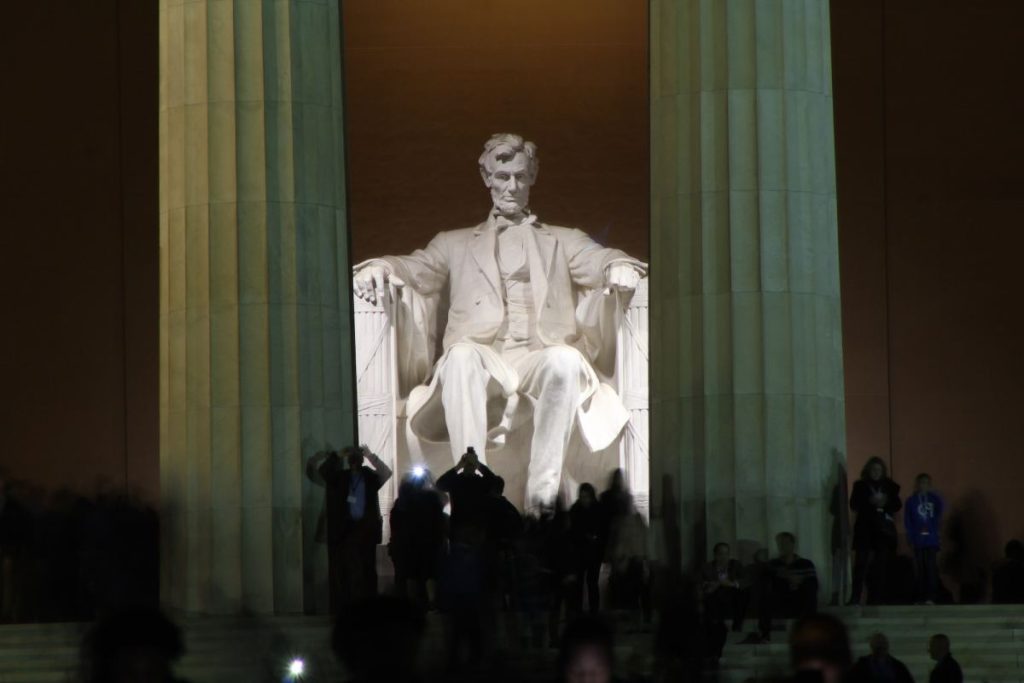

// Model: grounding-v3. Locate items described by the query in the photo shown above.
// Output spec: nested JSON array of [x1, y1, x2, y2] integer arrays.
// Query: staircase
[[720, 605, 1024, 683], [1, 605, 1022, 682]]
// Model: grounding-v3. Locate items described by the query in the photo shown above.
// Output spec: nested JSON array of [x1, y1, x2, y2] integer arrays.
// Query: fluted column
[[650, 0, 845, 585], [159, 0, 354, 614]]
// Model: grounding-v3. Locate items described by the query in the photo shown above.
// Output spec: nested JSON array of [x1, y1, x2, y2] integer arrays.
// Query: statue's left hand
[[606, 263, 643, 292]]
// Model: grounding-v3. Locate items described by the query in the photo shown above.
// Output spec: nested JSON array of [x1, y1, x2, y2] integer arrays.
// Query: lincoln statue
[[352, 134, 647, 511]]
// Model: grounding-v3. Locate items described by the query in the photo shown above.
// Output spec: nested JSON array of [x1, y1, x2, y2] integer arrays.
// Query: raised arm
[[316, 451, 342, 486], [477, 463, 499, 486], [361, 445, 393, 488], [436, 464, 460, 493]]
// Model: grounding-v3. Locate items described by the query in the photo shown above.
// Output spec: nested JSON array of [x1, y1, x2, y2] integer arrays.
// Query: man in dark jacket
[[437, 447, 499, 546], [928, 634, 963, 683], [753, 532, 818, 642], [315, 446, 393, 613], [701, 542, 747, 662], [849, 633, 915, 683]]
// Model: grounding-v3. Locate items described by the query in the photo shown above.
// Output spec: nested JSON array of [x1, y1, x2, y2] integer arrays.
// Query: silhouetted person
[[701, 542, 747, 662], [484, 474, 522, 615], [558, 616, 616, 683], [991, 540, 1024, 604], [754, 532, 818, 642], [0, 474, 31, 623], [389, 469, 445, 609], [437, 447, 498, 546], [544, 503, 577, 648], [80, 608, 187, 683], [604, 484, 650, 628], [485, 475, 523, 552], [904, 473, 944, 604], [653, 580, 705, 683], [514, 515, 552, 649], [313, 446, 393, 613], [850, 457, 902, 605], [439, 539, 487, 673], [849, 633, 915, 683], [789, 613, 852, 683], [928, 634, 962, 683], [568, 483, 604, 615], [332, 596, 426, 683], [599, 469, 632, 524], [83, 488, 160, 614]]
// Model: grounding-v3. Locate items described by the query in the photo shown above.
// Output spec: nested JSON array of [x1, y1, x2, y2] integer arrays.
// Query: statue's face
[[483, 152, 533, 217]]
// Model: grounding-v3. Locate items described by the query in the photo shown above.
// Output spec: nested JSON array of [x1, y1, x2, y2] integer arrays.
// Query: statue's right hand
[[353, 264, 398, 305]]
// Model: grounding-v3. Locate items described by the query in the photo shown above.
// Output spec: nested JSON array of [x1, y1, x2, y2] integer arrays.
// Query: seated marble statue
[[352, 133, 647, 511]]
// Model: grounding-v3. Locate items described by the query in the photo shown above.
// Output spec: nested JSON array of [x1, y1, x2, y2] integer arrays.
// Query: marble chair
[[353, 278, 650, 534]]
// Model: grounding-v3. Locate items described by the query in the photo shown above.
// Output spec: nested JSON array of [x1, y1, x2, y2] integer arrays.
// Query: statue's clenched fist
[[353, 264, 404, 305]]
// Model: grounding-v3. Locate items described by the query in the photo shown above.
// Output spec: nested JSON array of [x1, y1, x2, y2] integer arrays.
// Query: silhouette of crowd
[[0, 470, 158, 623], [301, 446, 1024, 680], [2, 449, 1024, 682], [386, 448, 652, 673]]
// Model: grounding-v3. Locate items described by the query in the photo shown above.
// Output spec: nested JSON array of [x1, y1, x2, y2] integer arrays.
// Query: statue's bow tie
[[491, 213, 538, 232]]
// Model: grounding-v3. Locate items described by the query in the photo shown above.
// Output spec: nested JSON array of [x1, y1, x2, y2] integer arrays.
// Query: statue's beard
[[494, 197, 528, 217]]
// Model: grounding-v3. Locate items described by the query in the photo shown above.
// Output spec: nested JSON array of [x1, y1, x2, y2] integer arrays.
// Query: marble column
[[159, 0, 354, 614], [650, 0, 846, 587]]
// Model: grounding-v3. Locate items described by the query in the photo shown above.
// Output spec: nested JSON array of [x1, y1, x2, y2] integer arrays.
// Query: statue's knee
[[541, 347, 584, 381], [443, 345, 484, 375]]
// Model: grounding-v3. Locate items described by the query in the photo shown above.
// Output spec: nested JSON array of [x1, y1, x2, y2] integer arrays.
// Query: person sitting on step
[[701, 541, 748, 662], [749, 532, 818, 643]]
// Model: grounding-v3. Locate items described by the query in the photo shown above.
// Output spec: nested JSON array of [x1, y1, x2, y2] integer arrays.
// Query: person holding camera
[[314, 445, 393, 613], [437, 447, 499, 547]]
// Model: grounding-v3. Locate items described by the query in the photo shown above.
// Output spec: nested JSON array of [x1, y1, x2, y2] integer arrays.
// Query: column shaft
[[159, 0, 354, 614], [651, 0, 845, 583]]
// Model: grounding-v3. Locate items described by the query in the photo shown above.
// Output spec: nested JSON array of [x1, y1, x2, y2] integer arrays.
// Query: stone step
[[4, 607, 1024, 682], [717, 669, 1024, 683]]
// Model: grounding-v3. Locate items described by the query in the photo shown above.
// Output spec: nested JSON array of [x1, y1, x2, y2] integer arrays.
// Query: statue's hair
[[478, 133, 539, 180]]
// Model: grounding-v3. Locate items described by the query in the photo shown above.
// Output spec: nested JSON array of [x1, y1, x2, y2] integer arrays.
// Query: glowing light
[[412, 466, 426, 478], [288, 658, 305, 678]]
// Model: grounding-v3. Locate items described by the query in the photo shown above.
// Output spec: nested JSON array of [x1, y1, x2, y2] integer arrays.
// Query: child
[[904, 473, 944, 604]]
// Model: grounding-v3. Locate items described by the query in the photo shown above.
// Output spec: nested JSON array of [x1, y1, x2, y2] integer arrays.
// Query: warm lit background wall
[[1, 0, 159, 501], [3, 2, 1022, 578], [832, 0, 1024, 571], [343, 0, 650, 262]]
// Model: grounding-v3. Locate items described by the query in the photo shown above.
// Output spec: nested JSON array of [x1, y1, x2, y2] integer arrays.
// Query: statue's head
[[478, 133, 538, 217]]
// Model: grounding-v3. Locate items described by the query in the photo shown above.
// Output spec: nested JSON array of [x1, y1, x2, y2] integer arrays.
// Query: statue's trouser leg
[[518, 346, 585, 509], [439, 344, 493, 464]]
